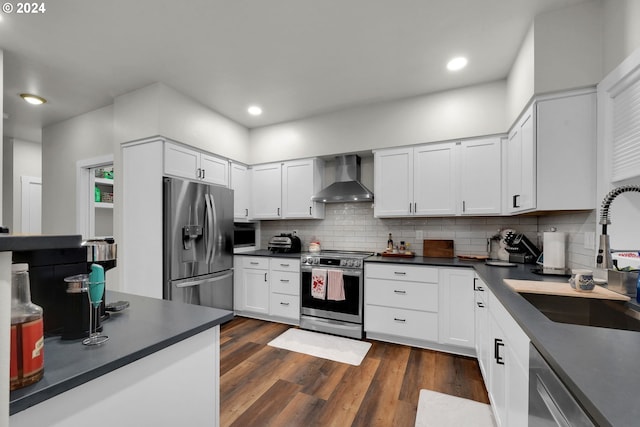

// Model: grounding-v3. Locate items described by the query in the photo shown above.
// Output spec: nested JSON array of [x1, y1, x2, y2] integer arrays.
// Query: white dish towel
[[327, 269, 345, 301], [311, 268, 327, 299]]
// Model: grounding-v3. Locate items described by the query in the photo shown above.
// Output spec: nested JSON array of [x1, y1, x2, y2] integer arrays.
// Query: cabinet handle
[[477, 302, 485, 308], [280, 302, 290, 306], [462, 200, 466, 212], [393, 317, 406, 322], [202, 168, 205, 179], [277, 207, 280, 216], [494, 338, 505, 365], [394, 271, 406, 275], [414, 202, 417, 213], [250, 262, 259, 265], [409, 203, 412, 213], [309, 206, 312, 215], [196, 168, 201, 178], [245, 208, 249, 217], [280, 279, 290, 283], [280, 263, 290, 267], [513, 194, 521, 208], [393, 290, 407, 294], [264, 273, 268, 282]]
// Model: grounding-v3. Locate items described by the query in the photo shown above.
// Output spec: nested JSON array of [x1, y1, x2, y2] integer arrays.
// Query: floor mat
[[415, 389, 495, 427], [267, 328, 371, 366]]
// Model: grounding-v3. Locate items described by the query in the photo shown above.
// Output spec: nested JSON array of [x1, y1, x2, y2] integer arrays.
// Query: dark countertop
[[0, 234, 82, 252], [235, 249, 302, 259], [365, 256, 639, 427], [9, 290, 233, 415]]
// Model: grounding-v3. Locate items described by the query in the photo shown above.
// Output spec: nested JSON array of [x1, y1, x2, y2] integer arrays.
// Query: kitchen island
[[366, 255, 640, 427], [9, 290, 233, 426]]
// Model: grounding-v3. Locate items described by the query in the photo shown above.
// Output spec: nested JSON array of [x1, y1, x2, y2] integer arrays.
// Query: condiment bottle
[[387, 233, 394, 251], [10, 263, 44, 391]]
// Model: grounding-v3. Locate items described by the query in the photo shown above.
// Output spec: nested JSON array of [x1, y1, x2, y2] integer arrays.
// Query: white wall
[[506, 25, 535, 125], [533, 0, 603, 95], [249, 81, 508, 164], [42, 105, 114, 234], [602, 0, 640, 75], [113, 82, 250, 163]]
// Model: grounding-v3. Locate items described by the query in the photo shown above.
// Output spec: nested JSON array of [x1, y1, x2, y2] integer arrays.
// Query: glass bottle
[[10, 263, 44, 391], [387, 233, 394, 251]]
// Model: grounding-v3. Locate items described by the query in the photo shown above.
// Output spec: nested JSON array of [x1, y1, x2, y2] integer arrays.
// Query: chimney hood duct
[[311, 155, 374, 203]]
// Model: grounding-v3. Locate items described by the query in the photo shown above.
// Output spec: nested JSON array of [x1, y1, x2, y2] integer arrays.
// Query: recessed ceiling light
[[247, 105, 262, 116], [20, 93, 47, 105], [447, 57, 468, 71]]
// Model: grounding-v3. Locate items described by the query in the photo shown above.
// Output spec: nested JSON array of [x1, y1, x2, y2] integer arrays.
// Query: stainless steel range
[[300, 250, 373, 339]]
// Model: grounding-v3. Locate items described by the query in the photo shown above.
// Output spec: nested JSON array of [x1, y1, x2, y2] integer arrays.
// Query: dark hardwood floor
[[220, 317, 489, 427]]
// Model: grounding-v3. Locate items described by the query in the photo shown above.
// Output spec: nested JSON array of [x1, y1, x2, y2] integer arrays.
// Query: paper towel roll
[[543, 232, 566, 269]]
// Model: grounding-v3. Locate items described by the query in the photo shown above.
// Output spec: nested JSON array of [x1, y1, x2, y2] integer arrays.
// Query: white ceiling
[[1, 0, 589, 142]]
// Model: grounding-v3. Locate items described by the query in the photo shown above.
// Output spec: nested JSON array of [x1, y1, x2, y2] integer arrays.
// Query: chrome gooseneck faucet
[[596, 185, 640, 269]]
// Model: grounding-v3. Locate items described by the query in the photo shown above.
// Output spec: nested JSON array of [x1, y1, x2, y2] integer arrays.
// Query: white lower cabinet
[[364, 263, 475, 356], [234, 256, 300, 325], [484, 286, 530, 427], [438, 268, 475, 349]]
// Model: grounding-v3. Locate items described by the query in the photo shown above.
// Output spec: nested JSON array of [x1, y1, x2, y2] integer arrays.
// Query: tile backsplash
[[259, 203, 596, 269]]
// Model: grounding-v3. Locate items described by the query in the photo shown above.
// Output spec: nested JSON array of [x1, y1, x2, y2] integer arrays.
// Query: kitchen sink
[[520, 293, 640, 332]]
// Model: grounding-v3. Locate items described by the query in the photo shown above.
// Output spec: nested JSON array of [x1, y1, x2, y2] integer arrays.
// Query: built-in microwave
[[233, 222, 259, 253]]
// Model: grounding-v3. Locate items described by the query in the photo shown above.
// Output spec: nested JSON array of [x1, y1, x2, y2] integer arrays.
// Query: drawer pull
[[393, 290, 407, 294], [280, 302, 290, 306], [280, 279, 290, 283], [393, 317, 406, 322], [280, 263, 290, 267], [394, 271, 407, 275], [477, 302, 485, 308], [250, 262, 259, 265]]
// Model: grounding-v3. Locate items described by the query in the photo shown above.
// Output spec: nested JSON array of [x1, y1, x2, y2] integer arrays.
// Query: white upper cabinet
[[374, 137, 501, 217], [251, 158, 325, 220], [251, 162, 283, 219], [506, 89, 596, 213], [373, 147, 413, 216], [414, 142, 457, 216], [459, 137, 502, 215], [230, 162, 251, 220], [506, 106, 536, 213], [282, 158, 325, 219], [164, 141, 229, 186]]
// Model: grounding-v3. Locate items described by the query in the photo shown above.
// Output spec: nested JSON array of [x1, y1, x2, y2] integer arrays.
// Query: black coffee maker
[[13, 238, 117, 339]]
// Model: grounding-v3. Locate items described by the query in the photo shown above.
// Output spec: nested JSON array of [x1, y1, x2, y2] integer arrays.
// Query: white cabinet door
[[231, 163, 251, 220], [241, 267, 270, 315], [165, 142, 200, 180], [414, 142, 457, 216], [282, 158, 324, 219], [439, 268, 475, 349], [200, 153, 229, 186], [506, 106, 535, 213], [459, 137, 502, 215], [373, 147, 413, 217], [251, 163, 282, 219], [536, 92, 596, 210]]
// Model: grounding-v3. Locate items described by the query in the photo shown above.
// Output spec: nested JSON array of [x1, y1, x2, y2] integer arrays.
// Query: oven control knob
[[313, 258, 319, 265], [344, 259, 353, 267], [353, 260, 361, 268]]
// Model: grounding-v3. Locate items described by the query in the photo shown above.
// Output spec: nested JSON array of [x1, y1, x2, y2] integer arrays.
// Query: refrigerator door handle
[[174, 270, 234, 288], [210, 191, 218, 262], [204, 193, 214, 264]]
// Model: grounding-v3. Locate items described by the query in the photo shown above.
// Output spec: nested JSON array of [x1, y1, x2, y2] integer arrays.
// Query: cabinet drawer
[[271, 271, 300, 295], [270, 258, 300, 272], [366, 278, 438, 312], [365, 264, 438, 283], [242, 257, 269, 269], [270, 293, 300, 319], [365, 305, 438, 341]]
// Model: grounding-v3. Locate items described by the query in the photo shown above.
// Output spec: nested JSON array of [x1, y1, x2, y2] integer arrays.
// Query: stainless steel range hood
[[311, 155, 373, 203]]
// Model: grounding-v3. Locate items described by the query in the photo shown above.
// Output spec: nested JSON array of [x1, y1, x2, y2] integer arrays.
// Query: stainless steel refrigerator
[[163, 177, 234, 310]]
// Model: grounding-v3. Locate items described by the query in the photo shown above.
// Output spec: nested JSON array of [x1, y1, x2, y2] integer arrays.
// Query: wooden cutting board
[[503, 279, 630, 301], [423, 239, 454, 258]]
